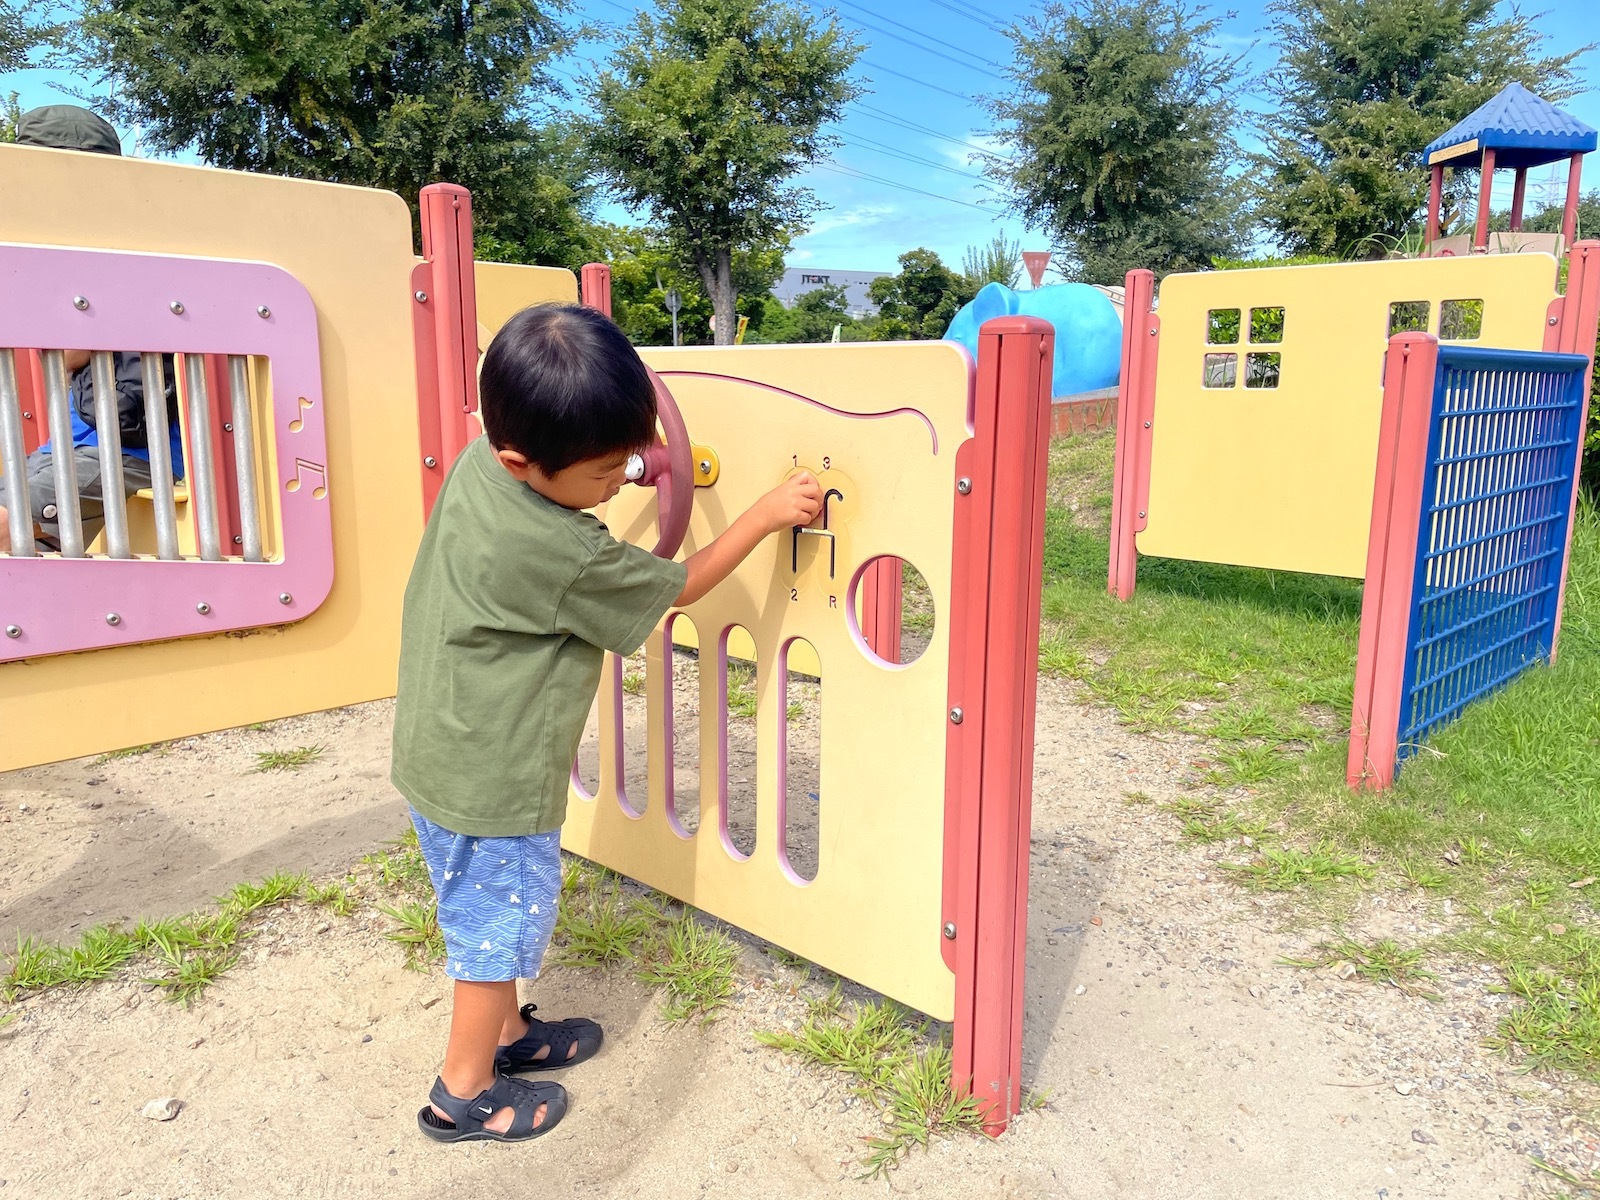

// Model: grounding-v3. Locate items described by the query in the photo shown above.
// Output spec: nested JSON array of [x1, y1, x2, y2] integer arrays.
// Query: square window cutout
[[1249, 307, 1285, 343], [1207, 309, 1241, 344], [1202, 353, 1237, 388], [1388, 300, 1430, 337], [1440, 299, 1483, 341], [1245, 353, 1282, 389]]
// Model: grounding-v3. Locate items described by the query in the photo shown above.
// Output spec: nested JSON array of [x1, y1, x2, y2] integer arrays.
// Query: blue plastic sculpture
[[943, 281, 1123, 397]]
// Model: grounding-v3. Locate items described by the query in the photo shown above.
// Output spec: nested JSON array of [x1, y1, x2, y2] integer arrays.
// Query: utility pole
[[664, 288, 682, 347]]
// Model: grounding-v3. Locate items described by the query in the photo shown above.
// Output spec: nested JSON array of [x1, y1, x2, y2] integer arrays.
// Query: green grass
[[252, 744, 326, 772], [376, 899, 446, 970], [636, 912, 740, 1023], [726, 663, 758, 719], [756, 997, 984, 1176], [1044, 430, 1600, 1081], [95, 743, 157, 763], [1282, 935, 1440, 998]]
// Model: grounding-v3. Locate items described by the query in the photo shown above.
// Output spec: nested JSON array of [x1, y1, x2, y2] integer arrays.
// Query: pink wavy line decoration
[[653, 369, 939, 455]]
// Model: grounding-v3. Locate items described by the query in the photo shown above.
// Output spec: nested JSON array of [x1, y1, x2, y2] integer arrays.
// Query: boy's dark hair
[[478, 304, 658, 475]]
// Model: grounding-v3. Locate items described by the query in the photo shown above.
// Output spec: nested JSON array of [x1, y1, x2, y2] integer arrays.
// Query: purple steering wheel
[[624, 366, 695, 558]]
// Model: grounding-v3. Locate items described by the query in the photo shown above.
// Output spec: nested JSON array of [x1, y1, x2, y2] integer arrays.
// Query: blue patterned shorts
[[408, 808, 563, 982]]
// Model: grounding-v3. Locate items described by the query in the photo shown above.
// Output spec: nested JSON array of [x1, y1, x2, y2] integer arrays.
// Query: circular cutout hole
[[847, 556, 935, 666]]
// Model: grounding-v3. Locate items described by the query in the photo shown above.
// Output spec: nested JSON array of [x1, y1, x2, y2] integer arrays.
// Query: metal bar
[[227, 354, 263, 562], [1412, 581, 1560, 653], [90, 351, 131, 559], [1433, 437, 1574, 468], [40, 351, 83, 557], [1427, 470, 1572, 516], [1424, 507, 1567, 562], [183, 353, 223, 561], [140, 354, 181, 560], [1415, 545, 1562, 608], [0, 349, 35, 556]]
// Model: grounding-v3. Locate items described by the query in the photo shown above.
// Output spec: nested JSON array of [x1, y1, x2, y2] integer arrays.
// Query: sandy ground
[[3, 676, 1599, 1199]]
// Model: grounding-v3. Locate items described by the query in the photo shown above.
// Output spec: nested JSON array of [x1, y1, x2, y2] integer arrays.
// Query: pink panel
[[0, 243, 331, 663]]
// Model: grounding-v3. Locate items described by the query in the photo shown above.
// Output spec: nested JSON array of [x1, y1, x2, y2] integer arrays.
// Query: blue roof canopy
[[1424, 82, 1597, 170]]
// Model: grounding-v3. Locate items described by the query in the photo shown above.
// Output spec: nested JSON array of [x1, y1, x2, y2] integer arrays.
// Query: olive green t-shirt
[[392, 437, 687, 837]]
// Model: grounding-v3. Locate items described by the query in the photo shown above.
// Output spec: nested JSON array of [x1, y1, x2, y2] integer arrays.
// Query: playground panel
[[1136, 255, 1560, 578], [0, 145, 423, 771]]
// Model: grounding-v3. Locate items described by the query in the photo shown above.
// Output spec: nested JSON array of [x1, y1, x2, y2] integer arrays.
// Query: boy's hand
[[758, 471, 824, 533]]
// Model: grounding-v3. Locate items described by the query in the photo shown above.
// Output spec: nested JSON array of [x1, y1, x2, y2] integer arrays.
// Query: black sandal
[[495, 1003, 603, 1073], [416, 1073, 568, 1143]]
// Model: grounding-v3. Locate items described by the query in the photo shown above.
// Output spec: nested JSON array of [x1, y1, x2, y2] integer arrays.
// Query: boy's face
[[496, 447, 633, 511]]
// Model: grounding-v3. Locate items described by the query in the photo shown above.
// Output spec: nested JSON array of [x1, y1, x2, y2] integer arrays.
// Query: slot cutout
[[666, 613, 702, 837], [781, 639, 822, 883], [720, 627, 758, 861]]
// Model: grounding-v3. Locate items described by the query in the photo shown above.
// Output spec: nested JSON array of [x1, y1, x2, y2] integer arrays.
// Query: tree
[[984, 0, 1246, 284], [868, 248, 975, 341], [1, 91, 21, 141], [2, 0, 61, 74], [962, 235, 1022, 290], [587, 0, 861, 345], [79, 0, 594, 262], [755, 283, 871, 343], [1260, 0, 1585, 257]]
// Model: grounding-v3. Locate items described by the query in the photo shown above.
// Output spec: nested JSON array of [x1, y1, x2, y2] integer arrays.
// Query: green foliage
[[754, 283, 872, 344], [961, 235, 1022, 290], [252, 744, 324, 773], [1, 90, 22, 141], [587, 0, 860, 343], [376, 899, 446, 970], [1, 0, 62, 73], [1258, 0, 1586, 257], [868, 248, 973, 340], [985, 0, 1246, 283], [635, 912, 740, 1023], [80, 0, 594, 265]]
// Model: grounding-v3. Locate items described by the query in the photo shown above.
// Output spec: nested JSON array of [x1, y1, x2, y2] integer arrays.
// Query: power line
[[815, 161, 997, 213], [922, 0, 1008, 34], [858, 58, 977, 103], [854, 101, 1008, 162], [833, 0, 1007, 73], [839, 14, 1007, 82], [844, 133, 986, 180]]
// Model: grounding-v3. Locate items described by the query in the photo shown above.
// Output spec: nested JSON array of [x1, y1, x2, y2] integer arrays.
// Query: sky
[[7, 0, 1599, 279]]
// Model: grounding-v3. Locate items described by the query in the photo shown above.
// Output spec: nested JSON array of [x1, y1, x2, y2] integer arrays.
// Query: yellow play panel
[[1140, 255, 1560, 577], [564, 342, 972, 1021]]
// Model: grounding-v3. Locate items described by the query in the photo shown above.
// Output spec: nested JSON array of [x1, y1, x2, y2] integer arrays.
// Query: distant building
[[773, 268, 890, 318]]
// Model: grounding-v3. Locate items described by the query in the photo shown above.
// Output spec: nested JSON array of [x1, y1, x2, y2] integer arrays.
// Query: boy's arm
[[676, 471, 823, 606]]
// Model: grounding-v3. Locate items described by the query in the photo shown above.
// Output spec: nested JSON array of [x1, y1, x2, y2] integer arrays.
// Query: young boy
[[392, 303, 822, 1143]]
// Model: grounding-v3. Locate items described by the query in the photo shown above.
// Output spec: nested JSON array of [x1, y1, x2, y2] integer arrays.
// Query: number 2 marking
[[790, 588, 799, 602]]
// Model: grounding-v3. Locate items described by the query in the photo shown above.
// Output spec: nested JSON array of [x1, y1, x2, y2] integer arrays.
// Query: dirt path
[[3, 679, 1596, 1198]]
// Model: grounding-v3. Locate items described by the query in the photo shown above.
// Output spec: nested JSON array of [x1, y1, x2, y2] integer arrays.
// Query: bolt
[[72, 295, 89, 311], [1549, 316, 1560, 326], [1138, 510, 1146, 518], [170, 301, 185, 315], [223, 422, 234, 432], [1149, 327, 1157, 336], [1143, 421, 1152, 429], [257, 305, 272, 319], [943, 922, 957, 940], [279, 593, 293, 605], [196, 602, 211, 615], [233, 535, 243, 545], [4, 625, 20, 639], [414, 290, 428, 303], [699, 459, 712, 474], [957, 477, 972, 494], [949, 707, 964, 724], [424, 456, 438, 469], [106, 612, 121, 626]]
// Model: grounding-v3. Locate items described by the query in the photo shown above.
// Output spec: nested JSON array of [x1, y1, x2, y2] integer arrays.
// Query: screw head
[[21, 411, 30, 420], [4, 625, 20, 639], [196, 602, 211, 615], [279, 593, 293, 605], [1143, 421, 1152, 429], [233, 535, 243, 545], [72, 295, 89, 311], [956, 477, 972, 494], [699, 459, 712, 474], [423, 456, 438, 469], [942, 922, 957, 940], [949, 707, 964, 724], [257, 305, 272, 319], [223, 422, 234, 432], [1549, 315, 1560, 325], [170, 301, 185, 315], [1138, 510, 1146, 518], [106, 612, 121, 626], [414, 290, 429, 303], [1149, 327, 1157, 336]]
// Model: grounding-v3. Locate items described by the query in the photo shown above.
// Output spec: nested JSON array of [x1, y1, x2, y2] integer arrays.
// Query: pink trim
[[1546, 240, 1600, 662], [581, 263, 613, 318], [654, 370, 940, 454], [1108, 269, 1158, 600], [0, 243, 331, 663], [661, 611, 698, 839], [610, 651, 643, 819], [1346, 334, 1438, 790], [775, 634, 817, 887], [944, 316, 1053, 1134], [416, 184, 479, 521], [843, 557, 916, 672]]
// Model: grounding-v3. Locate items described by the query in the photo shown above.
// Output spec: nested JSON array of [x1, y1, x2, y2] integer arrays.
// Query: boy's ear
[[494, 446, 537, 482]]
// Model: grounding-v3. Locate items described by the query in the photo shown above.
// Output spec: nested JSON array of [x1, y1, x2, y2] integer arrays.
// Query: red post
[[581, 263, 613, 318], [203, 353, 242, 552], [414, 183, 480, 520], [1425, 165, 1444, 250], [1561, 153, 1585, 252], [944, 316, 1052, 1134], [18, 350, 47, 454], [859, 557, 903, 663], [1108, 269, 1158, 600], [1346, 334, 1439, 791], [1510, 167, 1528, 232], [1545, 239, 1600, 662], [1473, 148, 1496, 252]]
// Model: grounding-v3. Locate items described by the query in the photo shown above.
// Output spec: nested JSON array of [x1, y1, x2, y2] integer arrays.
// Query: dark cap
[[14, 105, 123, 156]]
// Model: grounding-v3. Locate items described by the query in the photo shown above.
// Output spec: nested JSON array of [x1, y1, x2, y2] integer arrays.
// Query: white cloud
[[802, 204, 898, 238]]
